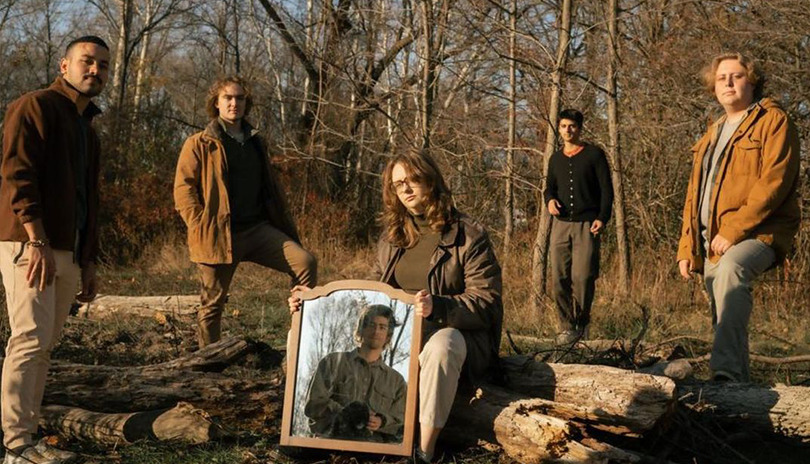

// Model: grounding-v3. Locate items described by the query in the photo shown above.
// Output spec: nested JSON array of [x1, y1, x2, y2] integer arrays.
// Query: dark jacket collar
[[438, 210, 461, 247], [50, 76, 102, 119], [203, 118, 260, 142]]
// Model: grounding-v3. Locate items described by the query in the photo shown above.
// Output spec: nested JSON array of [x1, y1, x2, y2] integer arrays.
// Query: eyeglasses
[[392, 178, 422, 192]]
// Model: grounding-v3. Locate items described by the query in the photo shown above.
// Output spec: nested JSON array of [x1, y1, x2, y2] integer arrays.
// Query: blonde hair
[[701, 52, 765, 100], [381, 148, 454, 249], [205, 75, 253, 119]]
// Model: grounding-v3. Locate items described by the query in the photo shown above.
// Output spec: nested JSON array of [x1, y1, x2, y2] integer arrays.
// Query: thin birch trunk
[[531, 0, 573, 309]]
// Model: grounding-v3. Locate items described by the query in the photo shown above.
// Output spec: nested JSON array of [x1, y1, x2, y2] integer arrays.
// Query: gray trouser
[[419, 328, 467, 428], [550, 219, 600, 332], [704, 239, 775, 381]]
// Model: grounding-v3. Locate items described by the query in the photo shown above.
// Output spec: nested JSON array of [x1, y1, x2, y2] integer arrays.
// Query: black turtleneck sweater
[[393, 215, 441, 292]]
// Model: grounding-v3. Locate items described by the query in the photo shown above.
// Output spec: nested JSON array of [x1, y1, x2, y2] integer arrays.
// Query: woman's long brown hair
[[381, 149, 454, 248]]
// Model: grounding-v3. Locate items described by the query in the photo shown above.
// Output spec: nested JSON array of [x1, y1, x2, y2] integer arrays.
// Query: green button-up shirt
[[304, 349, 406, 441]]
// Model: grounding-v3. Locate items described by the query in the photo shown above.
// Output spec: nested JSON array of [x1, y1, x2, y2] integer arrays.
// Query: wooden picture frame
[[280, 280, 422, 456]]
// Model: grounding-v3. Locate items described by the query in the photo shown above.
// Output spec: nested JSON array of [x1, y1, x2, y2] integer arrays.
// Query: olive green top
[[304, 349, 406, 441], [394, 215, 441, 292]]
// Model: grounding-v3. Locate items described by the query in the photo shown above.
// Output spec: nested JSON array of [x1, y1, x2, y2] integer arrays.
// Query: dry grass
[[0, 229, 808, 462]]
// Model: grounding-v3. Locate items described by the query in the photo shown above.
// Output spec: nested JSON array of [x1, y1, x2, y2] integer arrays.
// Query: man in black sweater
[[543, 109, 614, 344]]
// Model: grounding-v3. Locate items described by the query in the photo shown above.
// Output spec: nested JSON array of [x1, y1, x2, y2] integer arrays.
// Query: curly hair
[[205, 75, 253, 119], [381, 148, 454, 249], [701, 52, 766, 101]]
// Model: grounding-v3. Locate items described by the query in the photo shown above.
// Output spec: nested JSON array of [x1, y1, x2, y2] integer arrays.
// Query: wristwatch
[[27, 239, 50, 248]]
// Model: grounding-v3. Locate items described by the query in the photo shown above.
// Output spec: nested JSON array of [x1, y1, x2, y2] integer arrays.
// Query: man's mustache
[[84, 75, 102, 83]]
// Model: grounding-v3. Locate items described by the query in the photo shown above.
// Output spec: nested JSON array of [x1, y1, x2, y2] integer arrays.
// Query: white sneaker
[[34, 440, 76, 463], [3, 446, 58, 464]]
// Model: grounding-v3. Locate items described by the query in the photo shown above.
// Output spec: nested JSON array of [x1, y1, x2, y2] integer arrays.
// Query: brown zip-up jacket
[[0, 77, 101, 266], [174, 120, 301, 264], [372, 213, 503, 384], [677, 98, 801, 273]]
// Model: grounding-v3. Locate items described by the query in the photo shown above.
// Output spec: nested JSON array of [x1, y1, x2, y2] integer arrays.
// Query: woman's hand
[[414, 289, 433, 318], [288, 285, 311, 314]]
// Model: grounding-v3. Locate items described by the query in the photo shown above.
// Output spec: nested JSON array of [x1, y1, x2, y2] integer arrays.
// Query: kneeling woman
[[292, 149, 503, 462]]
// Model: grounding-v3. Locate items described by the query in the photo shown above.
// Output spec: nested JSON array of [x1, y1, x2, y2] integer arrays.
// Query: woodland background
[[0, 0, 808, 462]]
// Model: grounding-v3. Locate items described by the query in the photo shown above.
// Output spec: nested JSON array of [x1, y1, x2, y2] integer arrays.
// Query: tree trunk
[[40, 402, 217, 445], [445, 384, 646, 463], [76, 295, 199, 319], [606, 0, 631, 291], [503, 0, 517, 255], [501, 355, 677, 434], [132, 0, 154, 119], [419, 0, 436, 149], [40, 338, 283, 424], [531, 0, 573, 309], [111, 0, 133, 111], [679, 381, 810, 443]]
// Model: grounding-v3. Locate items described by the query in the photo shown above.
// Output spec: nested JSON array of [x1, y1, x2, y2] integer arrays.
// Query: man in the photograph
[[677, 52, 800, 382], [544, 109, 614, 344], [0, 36, 110, 463], [174, 76, 317, 348], [304, 304, 406, 442]]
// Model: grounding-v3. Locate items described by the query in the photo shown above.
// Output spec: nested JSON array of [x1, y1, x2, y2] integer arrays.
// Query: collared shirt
[[304, 348, 406, 441]]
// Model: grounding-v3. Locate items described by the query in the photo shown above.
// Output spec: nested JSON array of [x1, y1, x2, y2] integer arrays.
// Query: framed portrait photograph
[[280, 280, 422, 456]]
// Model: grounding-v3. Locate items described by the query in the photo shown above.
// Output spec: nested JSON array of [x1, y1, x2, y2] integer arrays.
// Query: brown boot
[[197, 315, 221, 349]]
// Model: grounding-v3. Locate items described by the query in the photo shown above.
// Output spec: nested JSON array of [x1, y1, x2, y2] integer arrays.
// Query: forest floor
[[0, 235, 808, 463]]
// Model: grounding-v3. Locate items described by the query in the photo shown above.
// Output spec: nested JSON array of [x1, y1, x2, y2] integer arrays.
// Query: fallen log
[[40, 402, 218, 445], [76, 295, 199, 319], [444, 384, 645, 464], [38, 338, 284, 424], [502, 355, 677, 434], [678, 381, 810, 443]]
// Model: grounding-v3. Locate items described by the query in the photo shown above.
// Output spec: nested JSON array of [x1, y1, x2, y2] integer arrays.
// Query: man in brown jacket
[[0, 36, 109, 463], [677, 52, 801, 382], [174, 76, 317, 349]]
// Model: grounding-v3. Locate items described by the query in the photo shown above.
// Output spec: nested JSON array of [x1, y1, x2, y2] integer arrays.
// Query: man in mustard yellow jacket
[[677, 53, 800, 382], [174, 76, 317, 348]]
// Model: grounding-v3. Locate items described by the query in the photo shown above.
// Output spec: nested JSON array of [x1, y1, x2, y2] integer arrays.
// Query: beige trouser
[[0, 242, 81, 449], [418, 328, 467, 428], [703, 239, 775, 382], [197, 222, 317, 348]]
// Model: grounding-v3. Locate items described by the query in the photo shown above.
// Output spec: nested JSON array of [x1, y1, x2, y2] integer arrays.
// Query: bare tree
[[605, 0, 630, 291], [531, 0, 574, 309]]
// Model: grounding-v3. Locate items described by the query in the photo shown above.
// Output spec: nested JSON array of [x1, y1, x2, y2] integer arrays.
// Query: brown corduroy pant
[[196, 222, 317, 348]]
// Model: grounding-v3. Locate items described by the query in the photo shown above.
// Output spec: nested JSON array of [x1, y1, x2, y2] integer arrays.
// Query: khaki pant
[[197, 222, 316, 347], [418, 328, 466, 428], [550, 219, 600, 332], [704, 239, 775, 381], [0, 242, 81, 449]]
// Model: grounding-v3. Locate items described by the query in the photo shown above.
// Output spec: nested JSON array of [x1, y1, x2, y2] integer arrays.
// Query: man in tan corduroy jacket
[[677, 52, 800, 382], [174, 76, 317, 348]]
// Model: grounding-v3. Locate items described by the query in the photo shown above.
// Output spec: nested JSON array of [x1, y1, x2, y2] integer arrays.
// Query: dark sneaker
[[712, 370, 737, 382]]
